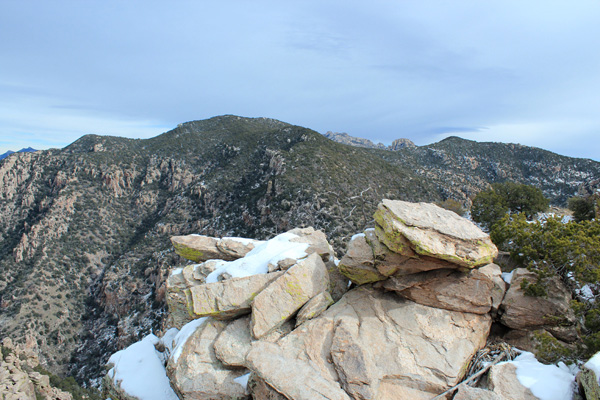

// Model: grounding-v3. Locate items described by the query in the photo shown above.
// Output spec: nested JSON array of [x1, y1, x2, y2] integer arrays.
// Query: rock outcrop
[[0, 338, 73, 400], [103, 199, 582, 400], [500, 268, 576, 336]]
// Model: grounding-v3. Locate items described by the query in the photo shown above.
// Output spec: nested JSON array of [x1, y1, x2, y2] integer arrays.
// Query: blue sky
[[1, 1, 600, 160]]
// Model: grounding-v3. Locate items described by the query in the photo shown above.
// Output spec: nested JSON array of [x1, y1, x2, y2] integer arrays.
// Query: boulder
[[373, 200, 498, 268], [454, 385, 504, 400], [213, 316, 294, 368], [382, 267, 496, 314], [247, 374, 288, 400], [477, 263, 507, 316], [486, 362, 538, 400], [338, 233, 387, 285], [166, 265, 208, 328], [502, 329, 576, 364], [296, 291, 334, 327], [577, 367, 600, 400], [188, 271, 283, 320], [251, 253, 330, 339], [287, 227, 349, 301], [171, 234, 259, 262], [338, 229, 458, 285], [500, 268, 576, 338], [213, 316, 254, 368], [246, 286, 491, 399], [166, 318, 249, 400]]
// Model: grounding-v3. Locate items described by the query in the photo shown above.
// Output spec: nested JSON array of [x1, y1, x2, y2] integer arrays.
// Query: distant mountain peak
[[323, 131, 415, 151], [0, 147, 37, 160]]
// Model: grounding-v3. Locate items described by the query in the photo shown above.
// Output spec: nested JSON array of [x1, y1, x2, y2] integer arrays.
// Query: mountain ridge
[[0, 115, 598, 386]]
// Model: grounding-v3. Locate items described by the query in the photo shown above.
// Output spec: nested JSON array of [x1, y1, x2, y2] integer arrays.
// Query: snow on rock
[[106, 334, 179, 400], [171, 317, 208, 363], [584, 351, 600, 383], [501, 270, 514, 284], [204, 232, 309, 283], [350, 232, 365, 241], [509, 351, 576, 400], [233, 372, 251, 389]]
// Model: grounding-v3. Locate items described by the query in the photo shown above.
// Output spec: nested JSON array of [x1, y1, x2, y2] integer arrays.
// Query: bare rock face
[[338, 233, 387, 285], [500, 268, 576, 337], [251, 253, 330, 339], [454, 385, 504, 400], [373, 200, 498, 268], [166, 318, 249, 400], [287, 227, 348, 301], [213, 317, 295, 368], [170, 235, 260, 262], [246, 286, 491, 399], [486, 362, 538, 400], [188, 272, 283, 320], [295, 291, 334, 327], [382, 267, 496, 314], [477, 263, 507, 316]]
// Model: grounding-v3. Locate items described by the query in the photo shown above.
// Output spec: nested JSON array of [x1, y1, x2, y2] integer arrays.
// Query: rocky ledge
[[102, 200, 587, 400]]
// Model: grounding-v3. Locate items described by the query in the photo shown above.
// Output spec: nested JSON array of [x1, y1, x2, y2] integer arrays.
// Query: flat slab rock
[[246, 286, 491, 400], [188, 271, 283, 320], [251, 253, 330, 339], [382, 264, 503, 315], [171, 234, 260, 262], [373, 199, 498, 268], [166, 318, 249, 400]]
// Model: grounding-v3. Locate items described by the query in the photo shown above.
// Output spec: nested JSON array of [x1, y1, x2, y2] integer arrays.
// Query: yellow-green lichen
[[338, 263, 385, 285], [173, 242, 205, 262]]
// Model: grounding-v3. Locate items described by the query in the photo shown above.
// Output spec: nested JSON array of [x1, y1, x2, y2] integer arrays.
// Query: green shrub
[[471, 182, 548, 230]]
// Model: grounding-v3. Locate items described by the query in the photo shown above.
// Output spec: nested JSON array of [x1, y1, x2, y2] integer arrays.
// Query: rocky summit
[[102, 200, 580, 400], [2, 115, 600, 388]]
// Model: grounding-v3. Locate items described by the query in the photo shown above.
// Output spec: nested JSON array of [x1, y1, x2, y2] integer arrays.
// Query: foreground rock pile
[[103, 200, 583, 400]]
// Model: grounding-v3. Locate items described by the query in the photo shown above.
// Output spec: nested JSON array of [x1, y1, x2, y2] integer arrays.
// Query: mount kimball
[[1, 115, 599, 386]]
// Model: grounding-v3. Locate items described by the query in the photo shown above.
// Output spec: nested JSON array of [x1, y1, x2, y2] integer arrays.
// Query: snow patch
[[501, 270, 514, 284], [169, 267, 183, 277], [107, 334, 179, 400], [171, 318, 208, 363], [584, 351, 600, 383], [204, 232, 308, 283], [350, 232, 365, 241], [508, 351, 576, 400], [234, 372, 251, 389], [225, 236, 262, 245]]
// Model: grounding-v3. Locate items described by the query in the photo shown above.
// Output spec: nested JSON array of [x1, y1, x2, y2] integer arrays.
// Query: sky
[[1, 1, 600, 160]]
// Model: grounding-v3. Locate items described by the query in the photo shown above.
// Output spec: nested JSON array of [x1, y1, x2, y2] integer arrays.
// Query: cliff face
[[0, 116, 598, 386]]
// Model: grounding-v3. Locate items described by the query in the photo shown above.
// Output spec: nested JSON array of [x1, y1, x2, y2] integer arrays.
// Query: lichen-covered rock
[[171, 235, 260, 262], [382, 268, 495, 314], [373, 200, 498, 268], [166, 318, 249, 400], [246, 286, 491, 399], [188, 272, 283, 320], [500, 268, 576, 338], [338, 229, 458, 285], [338, 233, 387, 284], [251, 253, 329, 339], [577, 366, 600, 400], [287, 227, 348, 301], [295, 291, 334, 327]]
